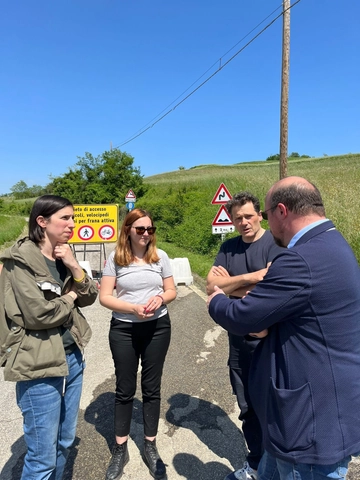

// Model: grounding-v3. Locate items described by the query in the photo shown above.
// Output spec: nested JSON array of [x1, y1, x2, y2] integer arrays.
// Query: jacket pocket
[[267, 377, 315, 453], [18, 328, 65, 372], [0, 323, 24, 367]]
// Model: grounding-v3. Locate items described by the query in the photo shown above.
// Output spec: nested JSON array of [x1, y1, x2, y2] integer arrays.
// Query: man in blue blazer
[[207, 176, 360, 480]]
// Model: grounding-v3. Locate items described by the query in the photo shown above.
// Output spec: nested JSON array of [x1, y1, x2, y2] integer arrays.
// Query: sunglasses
[[261, 202, 323, 220], [261, 207, 275, 220], [131, 226, 157, 235]]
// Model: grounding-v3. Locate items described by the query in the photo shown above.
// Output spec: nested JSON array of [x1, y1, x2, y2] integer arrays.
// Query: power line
[[118, 4, 283, 141], [116, 0, 301, 149]]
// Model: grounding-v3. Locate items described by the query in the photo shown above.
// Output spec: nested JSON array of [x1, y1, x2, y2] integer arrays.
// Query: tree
[[10, 180, 29, 199], [9, 181, 46, 199], [266, 154, 280, 162], [27, 185, 46, 197], [47, 149, 147, 204]]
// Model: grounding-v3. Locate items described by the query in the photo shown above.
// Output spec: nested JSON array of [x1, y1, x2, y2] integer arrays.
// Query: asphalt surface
[[1, 268, 359, 479]]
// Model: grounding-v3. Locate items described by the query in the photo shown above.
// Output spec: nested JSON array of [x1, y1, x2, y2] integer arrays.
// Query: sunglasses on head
[[132, 226, 157, 235]]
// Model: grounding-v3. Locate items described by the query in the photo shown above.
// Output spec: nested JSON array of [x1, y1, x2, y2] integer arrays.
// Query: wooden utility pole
[[279, 0, 290, 179]]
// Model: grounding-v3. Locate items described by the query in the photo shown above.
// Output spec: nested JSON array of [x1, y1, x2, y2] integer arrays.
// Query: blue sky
[[1, 0, 359, 195]]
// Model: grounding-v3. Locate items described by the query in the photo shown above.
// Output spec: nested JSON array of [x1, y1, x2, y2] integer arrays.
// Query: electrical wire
[[118, 4, 283, 140], [116, 0, 301, 148]]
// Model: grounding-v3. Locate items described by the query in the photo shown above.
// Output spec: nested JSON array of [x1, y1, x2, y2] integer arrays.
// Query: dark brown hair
[[29, 195, 73, 244]]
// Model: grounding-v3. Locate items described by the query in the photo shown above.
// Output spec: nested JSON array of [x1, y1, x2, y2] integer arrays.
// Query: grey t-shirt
[[103, 248, 173, 323]]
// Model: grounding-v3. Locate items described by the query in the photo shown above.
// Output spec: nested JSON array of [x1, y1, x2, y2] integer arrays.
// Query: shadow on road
[[166, 392, 247, 479], [0, 436, 25, 480]]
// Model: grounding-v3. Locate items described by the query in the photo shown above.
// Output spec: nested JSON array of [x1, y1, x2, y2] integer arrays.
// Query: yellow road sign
[[69, 204, 119, 244]]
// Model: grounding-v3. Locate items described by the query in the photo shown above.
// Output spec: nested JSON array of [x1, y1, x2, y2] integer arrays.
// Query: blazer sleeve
[[208, 250, 312, 335]]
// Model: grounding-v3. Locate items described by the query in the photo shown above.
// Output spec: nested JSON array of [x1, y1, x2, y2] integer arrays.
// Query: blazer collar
[[294, 220, 335, 246]]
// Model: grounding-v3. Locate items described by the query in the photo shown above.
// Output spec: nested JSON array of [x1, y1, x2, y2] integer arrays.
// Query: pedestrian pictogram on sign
[[212, 206, 234, 226], [78, 225, 95, 241], [211, 183, 232, 205]]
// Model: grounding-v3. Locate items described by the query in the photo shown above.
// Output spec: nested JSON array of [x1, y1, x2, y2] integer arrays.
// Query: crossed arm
[[206, 263, 271, 338], [206, 265, 269, 297]]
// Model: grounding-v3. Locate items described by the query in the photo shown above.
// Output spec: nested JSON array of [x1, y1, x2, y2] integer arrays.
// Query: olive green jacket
[[0, 237, 98, 381]]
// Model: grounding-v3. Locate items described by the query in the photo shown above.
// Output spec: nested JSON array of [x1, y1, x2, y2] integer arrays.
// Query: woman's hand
[[54, 243, 76, 267], [134, 304, 155, 320], [143, 295, 163, 315], [54, 243, 85, 281], [67, 290, 78, 301]]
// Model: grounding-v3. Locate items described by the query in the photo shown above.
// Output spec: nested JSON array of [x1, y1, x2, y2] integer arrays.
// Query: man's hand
[[249, 329, 269, 338], [247, 267, 269, 284], [209, 265, 230, 277], [207, 285, 225, 308]]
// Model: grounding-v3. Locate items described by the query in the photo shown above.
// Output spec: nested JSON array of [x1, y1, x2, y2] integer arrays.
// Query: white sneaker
[[224, 461, 258, 480]]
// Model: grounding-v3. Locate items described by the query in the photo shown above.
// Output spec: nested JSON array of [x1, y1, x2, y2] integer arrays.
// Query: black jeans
[[109, 313, 171, 437], [228, 332, 263, 470]]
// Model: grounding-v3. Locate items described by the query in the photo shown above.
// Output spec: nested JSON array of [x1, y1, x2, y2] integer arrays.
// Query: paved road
[[1, 281, 248, 480], [1, 276, 359, 479]]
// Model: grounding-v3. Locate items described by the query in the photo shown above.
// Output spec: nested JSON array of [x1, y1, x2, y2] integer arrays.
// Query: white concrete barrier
[[169, 258, 193, 286]]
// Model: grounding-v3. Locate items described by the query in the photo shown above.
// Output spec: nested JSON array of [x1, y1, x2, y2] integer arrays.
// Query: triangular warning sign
[[212, 206, 234, 226], [211, 183, 232, 205], [125, 189, 136, 199]]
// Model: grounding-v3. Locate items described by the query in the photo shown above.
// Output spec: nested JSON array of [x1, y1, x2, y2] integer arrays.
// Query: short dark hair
[[269, 182, 325, 217], [29, 195, 73, 244], [226, 191, 261, 217]]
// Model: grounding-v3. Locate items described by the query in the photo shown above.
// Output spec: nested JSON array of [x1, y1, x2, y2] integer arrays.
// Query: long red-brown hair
[[114, 208, 160, 266]]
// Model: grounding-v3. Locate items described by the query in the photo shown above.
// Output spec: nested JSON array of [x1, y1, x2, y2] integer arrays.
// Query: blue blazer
[[209, 220, 360, 464]]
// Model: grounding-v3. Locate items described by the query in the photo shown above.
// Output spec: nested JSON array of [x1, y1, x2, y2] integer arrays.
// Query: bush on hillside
[[0, 200, 34, 216], [137, 186, 222, 257], [0, 215, 27, 246]]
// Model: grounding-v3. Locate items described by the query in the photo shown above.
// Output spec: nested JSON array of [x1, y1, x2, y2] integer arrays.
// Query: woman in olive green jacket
[[0, 195, 98, 480]]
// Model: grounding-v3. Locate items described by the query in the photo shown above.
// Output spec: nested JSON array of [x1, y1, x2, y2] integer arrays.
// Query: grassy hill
[[136, 153, 360, 276], [1, 153, 359, 277]]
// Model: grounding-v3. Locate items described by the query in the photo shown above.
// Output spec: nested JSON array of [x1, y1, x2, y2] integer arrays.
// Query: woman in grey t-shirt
[[100, 208, 176, 480]]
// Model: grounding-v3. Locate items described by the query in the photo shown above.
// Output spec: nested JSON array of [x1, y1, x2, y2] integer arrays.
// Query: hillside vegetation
[[1, 153, 359, 278], [136, 153, 360, 275], [0, 216, 27, 251]]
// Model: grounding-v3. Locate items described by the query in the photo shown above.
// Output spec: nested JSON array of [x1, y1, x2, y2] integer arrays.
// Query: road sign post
[[125, 190, 136, 210], [211, 184, 234, 240]]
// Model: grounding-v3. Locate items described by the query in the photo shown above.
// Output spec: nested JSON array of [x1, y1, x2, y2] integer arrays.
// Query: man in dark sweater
[[207, 191, 283, 480]]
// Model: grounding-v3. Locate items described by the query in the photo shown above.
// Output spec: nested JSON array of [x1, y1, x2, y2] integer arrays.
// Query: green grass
[[0, 215, 27, 248], [1, 154, 359, 276], [143, 153, 360, 271]]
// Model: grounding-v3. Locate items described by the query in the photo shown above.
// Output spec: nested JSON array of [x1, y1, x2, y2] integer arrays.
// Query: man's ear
[[36, 216, 47, 228], [277, 203, 288, 217]]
